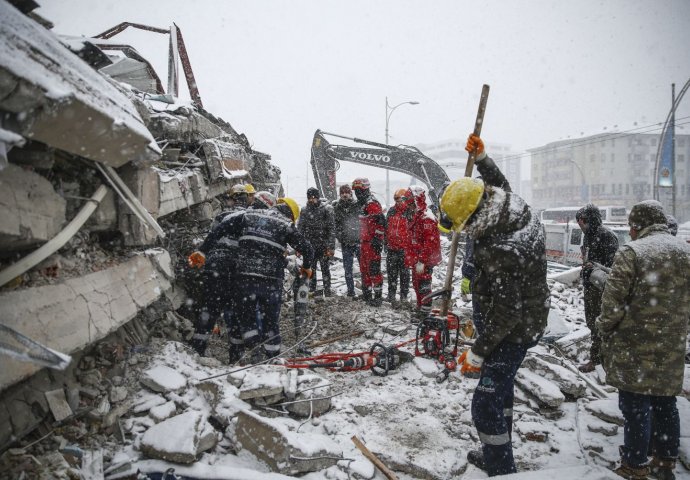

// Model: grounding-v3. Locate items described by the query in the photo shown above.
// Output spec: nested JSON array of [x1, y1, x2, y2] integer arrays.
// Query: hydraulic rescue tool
[[282, 342, 415, 376]]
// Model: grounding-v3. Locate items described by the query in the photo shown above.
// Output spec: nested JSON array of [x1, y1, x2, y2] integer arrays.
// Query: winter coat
[[405, 193, 441, 268], [298, 202, 335, 251], [385, 205, 411, 252], [332, 197, 361, 247], [469, 155, 550, 358], [596, 224, 690, 396], [581, 222, 619, 287], [204, 208, 314, 282], [201, 209, 245, 269], [359, 196, 386, 247], [461, 239, 476, 281]]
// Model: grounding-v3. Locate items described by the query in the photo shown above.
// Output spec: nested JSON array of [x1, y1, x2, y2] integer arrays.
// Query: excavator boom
[[310, 130, 450, 208]]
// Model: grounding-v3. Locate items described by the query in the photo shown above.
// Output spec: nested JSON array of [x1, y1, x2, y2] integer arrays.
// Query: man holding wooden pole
[[440, 133, 549, 476]]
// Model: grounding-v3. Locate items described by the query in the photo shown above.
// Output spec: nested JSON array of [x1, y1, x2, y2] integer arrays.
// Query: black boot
[[369, 288, 383, 307], [361, 286, 372, 302], [467, 450, 486, 471], [650, 457, 676, 480]]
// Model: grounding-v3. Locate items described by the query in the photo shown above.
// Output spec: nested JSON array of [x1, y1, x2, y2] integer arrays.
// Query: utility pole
[[385, 97, 419, 207], [671, 83, 676, 217]]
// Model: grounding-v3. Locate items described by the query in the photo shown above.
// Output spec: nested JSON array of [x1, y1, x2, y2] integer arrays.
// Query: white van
[[544, 221, 631, 266], [541, 206, 628, 224]]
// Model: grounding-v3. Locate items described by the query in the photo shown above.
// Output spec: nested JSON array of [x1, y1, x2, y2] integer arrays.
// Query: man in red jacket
[[385, 188, 411, 305], [404, 186, 441, 319], [352, 177, 386, 306]]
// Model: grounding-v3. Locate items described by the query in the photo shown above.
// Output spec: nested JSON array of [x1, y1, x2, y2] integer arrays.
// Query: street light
[[566, 159, 589, 203], [385, 96, 419, 207]]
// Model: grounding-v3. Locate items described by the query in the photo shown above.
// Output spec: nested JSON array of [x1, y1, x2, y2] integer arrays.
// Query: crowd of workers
[[184, 132, 689, 480]]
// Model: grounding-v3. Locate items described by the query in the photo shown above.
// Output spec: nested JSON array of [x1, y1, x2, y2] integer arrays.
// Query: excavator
[[310, 129, 451, 209]]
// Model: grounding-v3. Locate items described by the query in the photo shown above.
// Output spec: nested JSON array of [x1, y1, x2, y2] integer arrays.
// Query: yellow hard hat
[[230, 184, 247, 196], [440, 178, 485, 231], [245, 184, 256, 194], [278, 197, 300, 222]]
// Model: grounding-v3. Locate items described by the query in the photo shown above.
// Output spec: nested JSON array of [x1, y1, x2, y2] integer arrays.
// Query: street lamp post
[[567, 159, 588, 203], [385, 96, 419, 207]]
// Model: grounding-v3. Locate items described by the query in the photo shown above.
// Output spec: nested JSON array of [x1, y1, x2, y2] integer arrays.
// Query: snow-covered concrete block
[[585, 398, 624, 426], [140, 365, 187, 393], [515, 369, 565, 408], [522, 355, 587, 398], [586, 417, 619, 436], [235, 410, 342, 475], [196, 420, 219, 454], [149, 401, 177, 423], [0, 163, 66, 250], [140, 411, 203, 464], [237, 366, 286, 402], [285, 392, 332, 418], [131, 393, 167, 414], [0, 254, 172, 390]]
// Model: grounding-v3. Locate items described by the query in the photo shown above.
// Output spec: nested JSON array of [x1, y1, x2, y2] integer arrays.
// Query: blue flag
[[658, 119, 674, 187]]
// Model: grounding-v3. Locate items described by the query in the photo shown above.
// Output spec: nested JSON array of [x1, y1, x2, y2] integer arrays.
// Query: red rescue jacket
[[405, 190, 441, 268], [359, 197, 385, 243], [385, 205, 410, 251]]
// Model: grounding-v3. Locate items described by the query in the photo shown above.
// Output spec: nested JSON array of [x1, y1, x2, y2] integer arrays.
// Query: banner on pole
[[658, 121, 674, 187]]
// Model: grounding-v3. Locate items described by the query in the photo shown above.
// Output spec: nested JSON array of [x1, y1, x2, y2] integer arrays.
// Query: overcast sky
[[39, 0, 690, 200]]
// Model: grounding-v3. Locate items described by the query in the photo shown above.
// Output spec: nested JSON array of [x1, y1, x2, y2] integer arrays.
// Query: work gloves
[[460, 277, 471, 295], [459, 349, 483, 378], [371, 237, 383, 254], [188, 251, 206, 269], [415, 262, 425, 275], [299, 267, 313, 279], [465, 134, 487, 161]]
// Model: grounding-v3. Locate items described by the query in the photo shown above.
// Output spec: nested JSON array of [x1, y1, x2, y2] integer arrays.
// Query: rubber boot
[[650, 457, 676, 480], [613, 463, 651, 480], [369, 288, 383, 307], [466, 450, 486, 471], [361, 286, 372, 302]]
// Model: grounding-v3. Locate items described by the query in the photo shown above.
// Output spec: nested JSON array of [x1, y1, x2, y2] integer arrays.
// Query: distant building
[[415, 139, 524, 198], [529, 132, 690, 222]]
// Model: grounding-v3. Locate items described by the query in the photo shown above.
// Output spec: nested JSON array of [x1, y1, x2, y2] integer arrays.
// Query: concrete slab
[[0, 254, 172, 391]]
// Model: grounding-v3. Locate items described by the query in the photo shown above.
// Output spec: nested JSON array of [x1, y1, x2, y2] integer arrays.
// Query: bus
[[544, 221, 631, 266], [540, 206, 628, 224]]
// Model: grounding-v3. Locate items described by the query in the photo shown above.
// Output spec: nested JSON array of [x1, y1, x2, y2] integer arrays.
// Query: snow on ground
[[103, 241, 690, 479]]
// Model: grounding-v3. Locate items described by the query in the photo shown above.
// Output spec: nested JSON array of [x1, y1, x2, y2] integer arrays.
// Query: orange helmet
[[393, 188, 407, 201]]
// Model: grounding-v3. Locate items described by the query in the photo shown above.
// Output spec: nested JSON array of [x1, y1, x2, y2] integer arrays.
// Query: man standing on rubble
[[439, 134, 549, 477], [187, 183, 249, 356], [596, 201, 690, 480], [403, 186, 441, 319], [385, 188, 411, 305], [333, 184, 361, 298], [298, 188, 335, 297], [575, 203, 618, 373], [352, 177, 386, 306], [199, 197, 313, 363]]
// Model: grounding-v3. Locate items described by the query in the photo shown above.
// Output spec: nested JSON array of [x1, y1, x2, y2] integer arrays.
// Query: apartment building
[[416, 139, 525, 199], [529, 132, 690, 221]]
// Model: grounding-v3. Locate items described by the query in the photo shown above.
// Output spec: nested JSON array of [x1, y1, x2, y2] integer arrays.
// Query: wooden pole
[[351, 435, 399, 480], [439, 84, 490, 317]]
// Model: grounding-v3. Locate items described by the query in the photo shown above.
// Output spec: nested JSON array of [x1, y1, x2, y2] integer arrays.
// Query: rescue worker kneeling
[[440, 134, 549, 477], [199, 196, 313, 363]]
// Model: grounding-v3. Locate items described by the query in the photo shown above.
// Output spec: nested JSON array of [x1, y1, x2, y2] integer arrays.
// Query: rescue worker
[[403, 186, 441, 319], [332, 184, 361, 297], [187, 184, 248, 356], [298, 188, 335, 297], [575, 204, 618, 373], [248, 190, 277, 210], [244, 184, 256, 207], [596, 201, 690, 480], [200, 197, 313, 363], [440, 134, 549, 477], [385, 188, 411, 305], [211, 183, 248, 228], [352, 177, 386, 306]]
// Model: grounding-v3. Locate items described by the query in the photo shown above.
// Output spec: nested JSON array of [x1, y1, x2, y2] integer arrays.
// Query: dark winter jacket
[[468, 154, 550, 358], [461, 240, 476, 281], [581, 223, 619, 287], [200, 209, 245, 270], [298, 202, 335, 251], [203, 208, 314, 282], [597, 224, 690, 396], [332, 197, 361, 247], [385, 205, 410, 252]]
